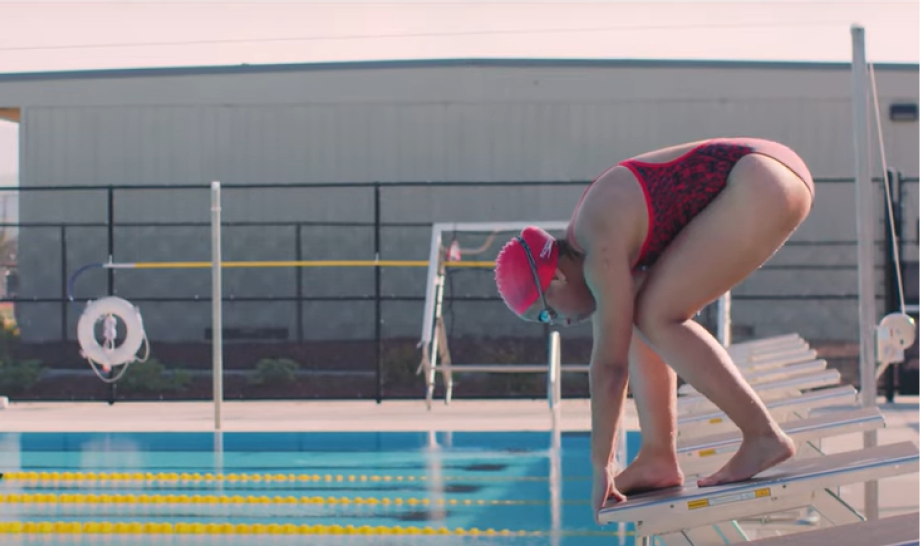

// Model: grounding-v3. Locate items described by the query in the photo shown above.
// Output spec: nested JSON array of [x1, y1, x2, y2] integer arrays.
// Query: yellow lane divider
[[0, 521, 630, 537], [0, 471, 571, 483], [0, 492, 588, 507]]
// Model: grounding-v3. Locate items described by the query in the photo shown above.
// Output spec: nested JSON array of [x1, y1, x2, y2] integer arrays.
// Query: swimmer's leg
[[614, 328, 684, 494], [634, 154, 813, 487]]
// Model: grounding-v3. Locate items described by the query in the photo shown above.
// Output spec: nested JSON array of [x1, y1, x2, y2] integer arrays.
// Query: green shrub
[[0, 315, 19, 363], [249, 358, 300, 386], [117, 359, 192, 394], [0, 316, 44, 395], [0, 359, 43, 394], [381, 344, 421, 385]]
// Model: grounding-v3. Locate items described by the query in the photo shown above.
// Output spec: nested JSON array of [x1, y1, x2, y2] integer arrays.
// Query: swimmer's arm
[[583, 241, 635, 469]]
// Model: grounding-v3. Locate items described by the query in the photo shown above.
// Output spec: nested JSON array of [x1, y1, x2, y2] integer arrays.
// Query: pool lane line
[[0, 471, 588, 484], [0, 521, 630, 537], [0, 491, 590, 507]]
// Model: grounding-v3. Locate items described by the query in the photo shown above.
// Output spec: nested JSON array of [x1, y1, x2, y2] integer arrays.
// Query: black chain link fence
[[0, 175, 915, 402]]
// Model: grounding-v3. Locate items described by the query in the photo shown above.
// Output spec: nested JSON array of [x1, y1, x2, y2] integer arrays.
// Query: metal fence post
[[374, 183, 383, 404], [60, 225, 68, 341], [106, 186, 116, 405], [107, 187, 115, 295], [295, 223, 304, 343], [883, 169, 900, 402]]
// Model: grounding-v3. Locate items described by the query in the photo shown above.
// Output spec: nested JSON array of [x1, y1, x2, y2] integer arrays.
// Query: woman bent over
[[493, 138, 815, 522]]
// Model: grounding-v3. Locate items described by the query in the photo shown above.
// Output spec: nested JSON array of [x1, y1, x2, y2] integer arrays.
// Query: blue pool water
[[0, 430, 642, 545]]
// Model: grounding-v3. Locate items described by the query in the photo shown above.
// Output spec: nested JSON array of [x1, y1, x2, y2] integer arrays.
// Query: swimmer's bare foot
[[614, 452, 685, 495], [697, 429, 796, 488]]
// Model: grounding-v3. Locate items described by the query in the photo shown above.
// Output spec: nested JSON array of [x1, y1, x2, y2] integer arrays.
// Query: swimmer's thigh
[[634, 154, 813, 327]]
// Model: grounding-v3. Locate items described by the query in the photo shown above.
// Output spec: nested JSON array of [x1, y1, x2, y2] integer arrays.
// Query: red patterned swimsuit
[[569, 138, 814, 270]]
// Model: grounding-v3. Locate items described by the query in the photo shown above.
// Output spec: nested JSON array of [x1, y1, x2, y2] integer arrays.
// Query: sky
[[0, 0, 917, 177]]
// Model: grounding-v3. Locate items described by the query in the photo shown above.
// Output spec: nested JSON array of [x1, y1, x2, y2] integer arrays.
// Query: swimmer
[[493, 138, 815, 522]]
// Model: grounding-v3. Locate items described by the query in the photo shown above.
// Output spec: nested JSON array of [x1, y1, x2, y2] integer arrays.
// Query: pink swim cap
[[494, 226, 560, 316]]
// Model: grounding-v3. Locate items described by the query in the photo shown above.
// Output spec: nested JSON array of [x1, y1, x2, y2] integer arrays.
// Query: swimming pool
[[0, 430, 642, 545]]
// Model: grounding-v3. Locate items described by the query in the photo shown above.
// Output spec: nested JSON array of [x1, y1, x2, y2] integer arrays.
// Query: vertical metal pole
[[895, 171, 908, 398], [211, 181, 223, 431], [374, 183, 383, 404], [716, 292, 732, 347], [547, 331, 561, 418], [106, 187, 116, 405], [883, 170, 898, 402], [106, 187, 115, 295], [295, 223, 304, 343], [60, 226, 68, 341], [549, 409, 562, 546], [423, 229, 444, 410], [851, 24, 879, 521]]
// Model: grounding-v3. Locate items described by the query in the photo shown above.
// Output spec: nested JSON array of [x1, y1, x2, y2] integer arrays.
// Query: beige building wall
[[0, 59, 916, 342]]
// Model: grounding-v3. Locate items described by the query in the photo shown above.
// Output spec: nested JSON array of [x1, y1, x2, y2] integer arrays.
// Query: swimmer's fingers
[[592, 466, 626, 524]]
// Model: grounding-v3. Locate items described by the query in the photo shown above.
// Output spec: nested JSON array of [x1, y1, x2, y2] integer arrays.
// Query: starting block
[[735, 343, 813, 361], [677, 386, 858, 440], [735, 349, 820, 373], [726, 334, 807, 357], [678, 359, 830, 400], [599, 441, 920, 545], [729, 337, 810, 356], [739, 359, 828, 385], [727, 333, 804, 348], [678, 369, 842, 416], [678, 354, 821, 397], [731, 348, 819, 370], [735, 348, 815, 367]]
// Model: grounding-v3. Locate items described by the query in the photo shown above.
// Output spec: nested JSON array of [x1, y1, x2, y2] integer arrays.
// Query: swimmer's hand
[[592, 464, 626, 524]]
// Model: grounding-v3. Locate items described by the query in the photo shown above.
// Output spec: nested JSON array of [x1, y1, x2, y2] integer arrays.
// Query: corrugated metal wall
[[5, 61, 919, 343]]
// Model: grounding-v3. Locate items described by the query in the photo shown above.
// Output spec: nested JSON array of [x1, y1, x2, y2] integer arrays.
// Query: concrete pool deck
[[0, 395, 915, 435], [0, 397, 598, 433]]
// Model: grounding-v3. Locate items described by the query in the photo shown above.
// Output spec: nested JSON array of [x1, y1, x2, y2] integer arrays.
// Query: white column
[[850, 25, 879, 521]]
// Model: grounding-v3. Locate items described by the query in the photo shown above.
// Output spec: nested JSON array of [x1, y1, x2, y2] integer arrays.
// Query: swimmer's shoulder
[[568, 166, 645, 255]]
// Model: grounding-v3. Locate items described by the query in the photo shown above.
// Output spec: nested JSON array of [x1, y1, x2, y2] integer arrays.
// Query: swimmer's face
[[520, 269, 596, 327]]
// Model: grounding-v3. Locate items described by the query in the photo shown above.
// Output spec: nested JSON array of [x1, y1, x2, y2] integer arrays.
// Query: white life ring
[[77, 296, 147, 368]]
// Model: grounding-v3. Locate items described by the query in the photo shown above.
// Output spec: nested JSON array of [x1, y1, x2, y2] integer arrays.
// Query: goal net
[[417, 221, 576, 409]]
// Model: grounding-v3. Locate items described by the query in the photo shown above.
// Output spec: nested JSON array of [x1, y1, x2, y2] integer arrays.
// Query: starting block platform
[[599, 441, 920, 545]]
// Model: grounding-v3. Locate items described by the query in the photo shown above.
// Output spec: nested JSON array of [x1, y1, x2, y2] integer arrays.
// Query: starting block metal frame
[[598, 442, 920, 546]]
